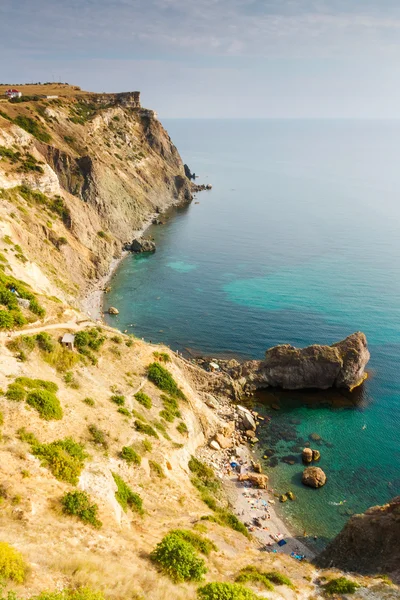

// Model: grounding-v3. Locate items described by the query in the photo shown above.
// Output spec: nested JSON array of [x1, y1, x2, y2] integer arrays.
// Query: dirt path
[[0, 319, 121, 344]]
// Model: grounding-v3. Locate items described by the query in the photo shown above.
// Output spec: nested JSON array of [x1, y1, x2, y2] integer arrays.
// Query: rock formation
[[230, 332, 370, 392], [302, 448, 313, 463], [316, 496, 400, 583], [302, 466, 326, 488], [126, 238, 156, 253]]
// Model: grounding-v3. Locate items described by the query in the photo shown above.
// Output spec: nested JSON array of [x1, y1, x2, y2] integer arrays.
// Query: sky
[[1, 0, 400, 118]]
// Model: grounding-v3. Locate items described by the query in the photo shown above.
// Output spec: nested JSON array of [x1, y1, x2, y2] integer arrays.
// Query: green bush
[[74, 328, 105, 352], [0, 411, 3, 426], [150, 532, 207, 582], [15, 377, 58, 393], [134, 420, 158, 438], [263, 570, 294, 588], [61, 491, 102, 528], [235, 566, 274, 590], [323, 577, 360, 595], [159, 394, 181, 422], [117, 407, 130, 417], [177, 421, 188, 435], [153, 351, 171, 363], [0, 541, 27, 583], [152, 420, 171, 440], [198, 583, 262, 600], [36, 332, 55, 352], [26, 389, 62, 420], [88, 425, 108, 449], [14, 115, 51, 143], [142, 439, 152, 453], [32, 438, 87, 484], [31, 588, 105, 600], [110, 394, 125, 406], [121, 446, 141, 465], [134, 391, 152, 409], [149, 460, 165, 479], [147, 363, 185, 398], [0, 311, 14, 329], [83, 397, 95, 406], [170, 529, 217, 555], [112, 472, 143, 514], [6, 383, 26, 402]]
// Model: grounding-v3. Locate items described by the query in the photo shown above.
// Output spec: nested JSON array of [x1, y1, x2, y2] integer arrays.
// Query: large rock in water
[[126, 238, 156, 253], [315, 496, 400, 583], [302, 467, 326, 488], [231, 332, 370, 391]]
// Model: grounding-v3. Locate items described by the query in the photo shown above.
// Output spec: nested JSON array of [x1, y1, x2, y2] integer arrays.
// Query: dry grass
[[0, 84, 88, 97]]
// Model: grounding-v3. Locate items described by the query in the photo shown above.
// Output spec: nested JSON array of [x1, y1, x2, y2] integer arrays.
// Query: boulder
[[280, 494, 288, 503], [302, 467, 327, 488], [287, 491, 295, 501], [230, 332, 370, 391], [127, 238, 156, 253], [17, 298, 30, 309], [209, 440, 221, 451], [251, 461, 262, 474], [203, 393, 219, 409], [108, 307, 119, 315], [238, 473, 268, 489], [312, 449, 321, 461], [214, 433, 233, 450], [302, 448, 313, 463], [245, 430, 256, 439], [236, 405, 256, 431]]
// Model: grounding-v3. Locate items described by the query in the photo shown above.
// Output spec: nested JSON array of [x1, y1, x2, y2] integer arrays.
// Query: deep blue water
[[105, 119, 400, 542]]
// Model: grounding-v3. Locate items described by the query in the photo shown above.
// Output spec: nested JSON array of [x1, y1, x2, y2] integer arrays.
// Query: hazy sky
[[1, 0, 400, 117]]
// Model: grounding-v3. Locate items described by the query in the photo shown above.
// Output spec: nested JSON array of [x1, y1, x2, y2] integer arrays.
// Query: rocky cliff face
[[230, 332, 370, 391], [316, 496, 400, 583], [0, 91, 192, 305]]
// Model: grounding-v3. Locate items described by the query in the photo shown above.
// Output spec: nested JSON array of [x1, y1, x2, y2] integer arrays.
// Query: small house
[[61, 333, 75, 350], [5, 89, 22, 99]]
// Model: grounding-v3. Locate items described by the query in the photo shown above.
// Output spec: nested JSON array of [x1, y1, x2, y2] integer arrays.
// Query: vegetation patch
[[152, 419, 171, 440], [153, 351, 171, 363], [26, 389, 62, 420], [29, 437, 87, 485], [30, 588, 106, 600], [15, 377, 58, 392], [5, 382, 27, 402], [110, 394, 125, 406], [134, 391, 152, 409], [150, 532, 207, 582], [0, 270, 45, 330], [112, 472, 143, 514], [159, 394, 181, 422], [0, 542, 26, 583], [134, 420, 158, 438], [13, 115, 51, 143], [323, 577, 360, 595], [61, 490, 102, 528], [88, 424, 108, 449], [177, 421, 188, 435], [198, 582, 262, 600], [117, 407, 130, 417], [149, 460, 165, 479], [121, 446, 141, 465], [74, 328, 105, 364], [147, 362, 185, 399], [83, 397, 95, 407], [169, 529, 217, 556]]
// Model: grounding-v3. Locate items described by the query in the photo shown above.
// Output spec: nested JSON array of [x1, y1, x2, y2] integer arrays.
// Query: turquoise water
[[105, 119, 400, 543]]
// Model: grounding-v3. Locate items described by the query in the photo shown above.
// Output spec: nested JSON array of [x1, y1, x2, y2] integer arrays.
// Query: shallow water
[[105, 119, 400, 542]]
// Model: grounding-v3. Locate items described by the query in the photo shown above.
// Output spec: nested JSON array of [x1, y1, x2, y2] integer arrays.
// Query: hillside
[[0, 87, 399, 600]]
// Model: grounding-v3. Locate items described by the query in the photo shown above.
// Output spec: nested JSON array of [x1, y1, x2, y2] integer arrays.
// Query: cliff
[[316, 496, 400, 583], [229, 332, 370, 392], [0, 89, 192, 306]]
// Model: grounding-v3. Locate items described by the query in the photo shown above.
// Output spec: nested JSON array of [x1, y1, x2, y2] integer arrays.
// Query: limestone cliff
[[316, 496, 400, 583], [230, 332, 370, 391], [0, 89, 192, 306]]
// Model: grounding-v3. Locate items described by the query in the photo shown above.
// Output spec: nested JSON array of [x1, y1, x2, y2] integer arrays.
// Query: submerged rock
[[230, 332, 370, 392], [302, 466, 327, 488]]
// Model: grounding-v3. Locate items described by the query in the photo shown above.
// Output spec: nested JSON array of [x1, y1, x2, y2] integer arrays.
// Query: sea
[[104, 118, 400, 547]]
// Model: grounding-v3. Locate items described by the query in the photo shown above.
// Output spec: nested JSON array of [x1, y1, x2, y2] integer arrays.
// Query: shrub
[[32, 438, 87, 484], [15, 377, 58, 393], [26, 389, 62, 420], [0, 541, 27, 583], [235, 566, 274, 590], [170, 529, 217, 555], [263, 570, 294, 588], [134, 391, 152, 409], [153, 351, 171, 363], [198, 583, 262, 600], [323, 577, 360, 595], [14, 115, 51, 143], [112, 473, 143, 514], [36, 332, 55, 352], [134, 420, 158, 438], [117, 407, 130, 417], [177, 421, 188, 435], [150, 533, 207, 582], [61, 491, 102, 528], [0, 411, 3, 426], [149, 460, 165, 479], [6, 383, 26, 402], [110, 394, 125, 406], [152, 420, 171, 440], [159, 394, 181, 422], [121, 446, 141, 465], [110, 335, 121, 343], [32, 588, 106, 600], [0, 311, 14, 329], [88, 425, 108, 449], [142, 439, 152, 453], [83, 397, 95, 406], [75, 328, 105, 352], [147, 363, 185, 398]]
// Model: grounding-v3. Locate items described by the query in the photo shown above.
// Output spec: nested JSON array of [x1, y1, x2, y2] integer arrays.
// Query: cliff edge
[[315, 496, 400, 583]]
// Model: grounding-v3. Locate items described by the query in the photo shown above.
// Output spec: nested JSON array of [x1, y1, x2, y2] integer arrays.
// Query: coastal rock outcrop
[[315, 496, 400, 583], [238, 473, 268, 489], [126, 238, 156, 253], [302, 467, 326, 488], [230, 332, 370, 392]]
